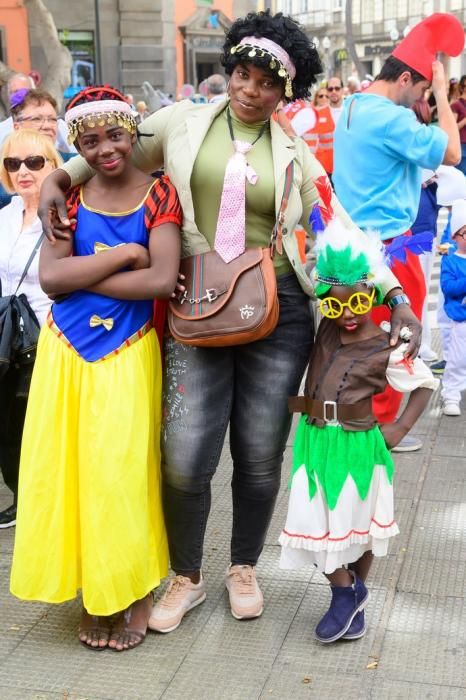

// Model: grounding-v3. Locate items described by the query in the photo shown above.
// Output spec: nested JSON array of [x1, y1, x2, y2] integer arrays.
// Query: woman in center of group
[[38, 11, 420, 633]]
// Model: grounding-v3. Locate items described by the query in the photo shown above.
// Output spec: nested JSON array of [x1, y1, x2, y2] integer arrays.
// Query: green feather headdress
[[313, 219, 387, 304]]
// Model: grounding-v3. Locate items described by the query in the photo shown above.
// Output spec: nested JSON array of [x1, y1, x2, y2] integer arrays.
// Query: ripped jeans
[[161, 273, 314, 574]]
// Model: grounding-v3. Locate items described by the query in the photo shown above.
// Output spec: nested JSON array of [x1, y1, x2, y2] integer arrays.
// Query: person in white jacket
[[0, 129, 62, 528]]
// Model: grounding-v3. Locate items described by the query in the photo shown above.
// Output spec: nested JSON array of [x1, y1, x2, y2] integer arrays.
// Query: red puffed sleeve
[[144, 175, 183, 231]]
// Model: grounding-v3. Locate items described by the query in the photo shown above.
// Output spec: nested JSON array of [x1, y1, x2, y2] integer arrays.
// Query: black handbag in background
[[0, 233, 43, 396]]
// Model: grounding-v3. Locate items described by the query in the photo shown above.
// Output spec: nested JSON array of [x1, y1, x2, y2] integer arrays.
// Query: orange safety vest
[[313, 106, 335, 175], [282, 101, 335, 173], [281, 99, 319, 153]]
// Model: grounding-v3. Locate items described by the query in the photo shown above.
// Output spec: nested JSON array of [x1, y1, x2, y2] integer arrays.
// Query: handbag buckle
[[323, 400, 338, 424], [178, 288, 220, 305], [204, 288, 218, 303]]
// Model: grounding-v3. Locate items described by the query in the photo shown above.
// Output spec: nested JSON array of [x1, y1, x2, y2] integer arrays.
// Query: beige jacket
[[63, 99, 399, 298]]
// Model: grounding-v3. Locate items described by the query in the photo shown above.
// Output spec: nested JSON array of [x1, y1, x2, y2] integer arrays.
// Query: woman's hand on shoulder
[[171, 272, 185, 298], [38, 169, 72, 242]]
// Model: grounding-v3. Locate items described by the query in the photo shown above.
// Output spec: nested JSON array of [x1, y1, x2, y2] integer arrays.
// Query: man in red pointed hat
[[333, 13, 463, 452]]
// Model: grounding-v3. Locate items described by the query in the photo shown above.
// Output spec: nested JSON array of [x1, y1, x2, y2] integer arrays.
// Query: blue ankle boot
[[342, 610, 366, 640], [315, 572, 369, 643]]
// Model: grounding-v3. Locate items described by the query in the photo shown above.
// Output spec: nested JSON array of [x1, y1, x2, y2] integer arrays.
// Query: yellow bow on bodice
[[89, 314, 114, 331], [94, 241, 125, 254]]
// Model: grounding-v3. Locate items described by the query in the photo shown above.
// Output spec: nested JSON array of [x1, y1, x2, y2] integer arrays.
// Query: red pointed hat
[[391, 13, 465, 81]]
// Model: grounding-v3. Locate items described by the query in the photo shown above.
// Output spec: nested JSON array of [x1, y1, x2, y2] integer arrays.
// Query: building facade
[[0, 0, 31, 74], [26, 0, 176, 100], [174, 0, 235, 93], [0, 1, 255, 104], [276, 0, 466, 82]]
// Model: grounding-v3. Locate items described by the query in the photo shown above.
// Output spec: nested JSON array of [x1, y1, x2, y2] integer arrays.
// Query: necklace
[[227, 108, 269, 148]]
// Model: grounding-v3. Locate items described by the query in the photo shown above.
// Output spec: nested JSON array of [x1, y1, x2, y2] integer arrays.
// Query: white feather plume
[[314, 217, 388, 286]]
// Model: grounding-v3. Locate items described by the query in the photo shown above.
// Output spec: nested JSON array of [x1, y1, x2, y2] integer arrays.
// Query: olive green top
[[190, 106, 293, 276]]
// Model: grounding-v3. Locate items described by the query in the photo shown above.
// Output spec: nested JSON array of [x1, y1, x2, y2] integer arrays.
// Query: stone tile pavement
[[0, 247, 465, 699]]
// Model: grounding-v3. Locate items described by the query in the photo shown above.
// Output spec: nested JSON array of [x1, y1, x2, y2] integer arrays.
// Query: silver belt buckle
[[323, 400, 338, 424]]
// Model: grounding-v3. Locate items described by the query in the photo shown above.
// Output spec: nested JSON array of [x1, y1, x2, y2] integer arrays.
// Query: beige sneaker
[[148, 575, 206, 633], [225, 564, 264, 620]]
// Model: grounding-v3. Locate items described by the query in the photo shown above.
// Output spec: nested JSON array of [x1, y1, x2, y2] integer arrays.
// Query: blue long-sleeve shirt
[[440, 252, 466, 322], [411, 181, 439, 250], [441, 211, 452, 245]]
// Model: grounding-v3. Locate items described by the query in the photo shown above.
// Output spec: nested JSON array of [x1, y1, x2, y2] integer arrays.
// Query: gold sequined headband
[[230, 35, 296, 98], [65, 99, 137, 144]]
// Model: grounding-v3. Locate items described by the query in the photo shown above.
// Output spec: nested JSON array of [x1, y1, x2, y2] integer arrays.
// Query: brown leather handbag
[[167, 163, 294, 347]]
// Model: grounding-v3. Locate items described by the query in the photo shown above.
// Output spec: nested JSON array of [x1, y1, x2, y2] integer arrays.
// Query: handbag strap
[[270, 161, 294, 258], [14, 231, 45, 296]]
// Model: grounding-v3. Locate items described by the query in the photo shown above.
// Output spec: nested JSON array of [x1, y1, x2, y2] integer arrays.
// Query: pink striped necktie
[[214, 139, 258, 263]]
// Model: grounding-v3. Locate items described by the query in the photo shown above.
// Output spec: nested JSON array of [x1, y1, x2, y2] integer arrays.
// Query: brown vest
[[303, 319, 395, 431]]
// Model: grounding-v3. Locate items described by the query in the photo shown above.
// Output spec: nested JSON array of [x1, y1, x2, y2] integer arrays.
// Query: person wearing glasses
[[312, 87, 328, 107], [0, 129, 62, 528], [0, 79, 75, 156], [280, 210, 437, 643], [0, 89, 75, 209], [309, 76, 343, 186], [10, 88, 71, 153], [327, 76, 344, 125]]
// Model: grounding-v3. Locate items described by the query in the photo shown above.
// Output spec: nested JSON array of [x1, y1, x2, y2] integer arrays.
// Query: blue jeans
[[161, 273, 314, 573]]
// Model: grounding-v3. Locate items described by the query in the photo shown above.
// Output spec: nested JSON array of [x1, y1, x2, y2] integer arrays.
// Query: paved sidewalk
[[0, 252, 465, 699]]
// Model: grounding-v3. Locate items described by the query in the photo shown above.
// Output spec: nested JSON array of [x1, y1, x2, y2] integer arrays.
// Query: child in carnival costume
[[440, 198, 466, 416], [279, 182, 438, 643], [10, 86, 182, 651]]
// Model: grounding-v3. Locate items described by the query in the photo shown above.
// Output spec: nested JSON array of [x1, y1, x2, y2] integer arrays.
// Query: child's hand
[[389, 303, 421, 360], [379, 422, 407, 450], [128, 243, 150, 270]]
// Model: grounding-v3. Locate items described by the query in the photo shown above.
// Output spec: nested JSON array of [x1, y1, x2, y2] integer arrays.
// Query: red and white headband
[[65, 100, 137, 144]]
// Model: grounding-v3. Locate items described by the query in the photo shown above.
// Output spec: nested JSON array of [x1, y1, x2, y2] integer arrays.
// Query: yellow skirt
[[10, 324, 169, 616]]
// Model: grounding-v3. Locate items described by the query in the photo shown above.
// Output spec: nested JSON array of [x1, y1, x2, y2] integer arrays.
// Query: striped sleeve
[[144, 175, 183, 231], [65, 185, 81, 232]]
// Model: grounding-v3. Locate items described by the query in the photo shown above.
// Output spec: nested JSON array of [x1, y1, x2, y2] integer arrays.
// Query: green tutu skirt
[[291, 416, 394, 510]]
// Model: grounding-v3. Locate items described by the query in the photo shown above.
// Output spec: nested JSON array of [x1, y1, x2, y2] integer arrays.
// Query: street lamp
[[322, 36, 331, 79], [94, 0, 103, 84]]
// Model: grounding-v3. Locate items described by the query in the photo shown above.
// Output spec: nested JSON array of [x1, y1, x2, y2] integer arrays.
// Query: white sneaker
[[225, 564, 264, 620], [148, 575, 206, 633], [391, 435, 422, 452], [442, 401, 461, 417], [419, 347, 438, 362]]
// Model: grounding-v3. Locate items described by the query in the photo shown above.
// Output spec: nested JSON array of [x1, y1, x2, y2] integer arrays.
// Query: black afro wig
[[221, 10, 322, 101]]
